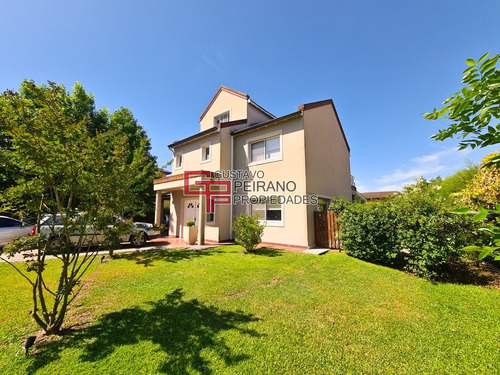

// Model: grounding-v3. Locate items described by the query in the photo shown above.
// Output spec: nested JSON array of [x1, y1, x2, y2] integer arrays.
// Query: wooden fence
[[313, 211, 341, 249]]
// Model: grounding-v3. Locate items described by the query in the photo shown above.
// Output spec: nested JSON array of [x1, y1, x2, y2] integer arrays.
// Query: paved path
[[1, 236, 333, 263]]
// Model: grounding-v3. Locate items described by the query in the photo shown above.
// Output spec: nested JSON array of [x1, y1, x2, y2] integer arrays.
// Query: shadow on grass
[[113, 247, 227, 267], [27, 289, 261, 374], [246, 247, 284, 257], [349, 252, 499, 287]]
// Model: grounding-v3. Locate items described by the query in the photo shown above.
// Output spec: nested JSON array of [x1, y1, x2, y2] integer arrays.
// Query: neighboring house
[[153, 86, 352, 248], [361, 191, 399, 201]]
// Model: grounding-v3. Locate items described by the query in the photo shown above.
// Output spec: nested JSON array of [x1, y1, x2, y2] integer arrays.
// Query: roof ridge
[[199, 86, 249, 121]]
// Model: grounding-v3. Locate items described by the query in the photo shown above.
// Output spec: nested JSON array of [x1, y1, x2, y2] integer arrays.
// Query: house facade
[[153, 86, 352, 248]]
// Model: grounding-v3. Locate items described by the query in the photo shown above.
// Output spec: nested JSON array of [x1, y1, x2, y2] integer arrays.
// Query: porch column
[[197, 191, 206, 245], [155, 191, 162, 227]]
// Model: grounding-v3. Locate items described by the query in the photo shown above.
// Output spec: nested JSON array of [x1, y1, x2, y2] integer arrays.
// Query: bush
[[232, 214, 265, 252], [395, 181, 469, 277], [340, 200, 400, 264], [339, 179, 478, 278]]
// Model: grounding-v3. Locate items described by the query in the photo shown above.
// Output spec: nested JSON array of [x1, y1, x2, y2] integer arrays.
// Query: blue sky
[[1, 1, 499, 192]]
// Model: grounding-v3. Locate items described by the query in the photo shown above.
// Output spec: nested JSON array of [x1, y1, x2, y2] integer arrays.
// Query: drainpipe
[[229, 133, 234, 239]]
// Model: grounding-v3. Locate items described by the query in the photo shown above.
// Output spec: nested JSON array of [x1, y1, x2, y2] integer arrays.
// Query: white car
[[0, 215, 32, 248], [33, 214, 158, 248]]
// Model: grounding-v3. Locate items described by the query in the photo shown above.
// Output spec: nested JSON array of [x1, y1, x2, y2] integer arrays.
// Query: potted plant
[[183, 220, 197, 245]]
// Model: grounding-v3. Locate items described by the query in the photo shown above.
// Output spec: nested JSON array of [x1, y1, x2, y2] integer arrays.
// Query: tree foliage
[[424, 52, 500, 166], [0, 80, 156, 334], [452, 153, 500, 210], [0, 80, 157, 217]]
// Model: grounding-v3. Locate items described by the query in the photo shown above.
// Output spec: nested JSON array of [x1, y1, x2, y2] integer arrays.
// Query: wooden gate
[[314, 211, 341, 249]]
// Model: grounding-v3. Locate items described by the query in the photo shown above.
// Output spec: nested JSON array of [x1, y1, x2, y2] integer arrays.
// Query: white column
[[155, 191, 162, 227], [197, 192, 206, 245]]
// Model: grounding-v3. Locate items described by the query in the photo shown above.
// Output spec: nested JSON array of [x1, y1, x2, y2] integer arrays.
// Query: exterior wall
[[303, 104, 352, 246], [169, 190, 183, 237], [247, 103, 274, 125], [171, 132, 221, 174], [232, 115, 312, 247], [200, 91, 248, 131]]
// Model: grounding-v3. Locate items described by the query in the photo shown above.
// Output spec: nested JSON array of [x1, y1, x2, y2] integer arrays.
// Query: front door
[[182, 199, 199, 236]]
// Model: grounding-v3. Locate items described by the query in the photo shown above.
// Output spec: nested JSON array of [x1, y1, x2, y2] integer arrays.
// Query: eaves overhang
[[168, 127, 219, 150]]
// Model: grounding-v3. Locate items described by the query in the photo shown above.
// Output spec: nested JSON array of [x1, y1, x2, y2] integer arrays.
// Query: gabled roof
[[231, 99, 350, 153], [199, 86, 249, 122]]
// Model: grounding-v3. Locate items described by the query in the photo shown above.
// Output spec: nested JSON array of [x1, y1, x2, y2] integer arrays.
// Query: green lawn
[[1, 246, 499, 374]]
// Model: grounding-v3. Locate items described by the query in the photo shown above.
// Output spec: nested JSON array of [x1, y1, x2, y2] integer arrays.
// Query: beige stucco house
[[153, 86, 352, 248]]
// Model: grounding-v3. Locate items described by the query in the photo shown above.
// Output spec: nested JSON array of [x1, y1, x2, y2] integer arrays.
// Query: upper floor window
[[175, 153, 183, 169], [249, 133, 281, 165], [214, 111, 230, 127], [201, 143, 211, 163]]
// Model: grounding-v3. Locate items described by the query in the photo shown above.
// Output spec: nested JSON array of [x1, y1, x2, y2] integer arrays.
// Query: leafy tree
[[425, 53, 500, 261], [0, 80, 152, 334], [1, 80, 158, 218], [231, 214, 265, 252], [424, 52, 500, 166], [435, 161, 478, 205], [109, 107, 158, 217], [453, 153, 500, 209]]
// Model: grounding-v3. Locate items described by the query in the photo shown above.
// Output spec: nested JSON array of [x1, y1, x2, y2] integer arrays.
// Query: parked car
[[32, 214, 158, 249], [0, 215, 32, 249]]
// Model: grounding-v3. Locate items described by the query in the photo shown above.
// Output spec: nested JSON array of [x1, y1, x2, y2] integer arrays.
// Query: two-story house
[[153, 86, 352, 249]]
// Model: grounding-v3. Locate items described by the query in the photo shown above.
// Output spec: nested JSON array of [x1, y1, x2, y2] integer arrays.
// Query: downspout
[[229, 133, 234, 239]]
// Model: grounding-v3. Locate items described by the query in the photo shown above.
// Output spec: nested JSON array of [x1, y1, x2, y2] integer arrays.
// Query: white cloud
[[372, 147, 473, 192]]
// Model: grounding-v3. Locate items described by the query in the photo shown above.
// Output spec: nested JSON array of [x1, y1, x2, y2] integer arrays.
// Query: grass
[[1, 245, 499, 374]]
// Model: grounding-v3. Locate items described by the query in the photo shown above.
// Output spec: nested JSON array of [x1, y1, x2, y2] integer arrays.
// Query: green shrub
[[339, 179, 478, 278], [340, 200, 400, 264], [185, 220, 195, 227], [232, 214, 265, 252], [395, 179, 473, 278]]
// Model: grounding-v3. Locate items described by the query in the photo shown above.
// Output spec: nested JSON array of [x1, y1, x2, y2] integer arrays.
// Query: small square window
[[206, 212, 214, 222]]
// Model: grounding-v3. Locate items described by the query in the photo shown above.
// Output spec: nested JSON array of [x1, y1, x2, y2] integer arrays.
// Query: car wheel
[[130, 232, 147, 247], [47, 237, 66, 252]]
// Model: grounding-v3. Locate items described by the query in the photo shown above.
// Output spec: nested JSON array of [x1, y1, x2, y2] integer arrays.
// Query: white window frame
[[200, 142, 211, 164], [214, 110, 231, 127], [246, 130, 283, 167], [174, 152, 183, 170], [250, 195, 284, 227]]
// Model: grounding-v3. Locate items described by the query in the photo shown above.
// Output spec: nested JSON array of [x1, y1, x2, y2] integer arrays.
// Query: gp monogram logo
[[183, 171, 231, 213]]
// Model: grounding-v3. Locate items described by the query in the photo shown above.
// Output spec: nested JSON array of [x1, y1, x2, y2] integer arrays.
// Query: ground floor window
[[250, 196, 283, 226]]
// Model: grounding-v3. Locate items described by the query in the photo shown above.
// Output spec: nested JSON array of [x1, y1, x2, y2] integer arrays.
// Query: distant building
[[360, 191, 399, 201]]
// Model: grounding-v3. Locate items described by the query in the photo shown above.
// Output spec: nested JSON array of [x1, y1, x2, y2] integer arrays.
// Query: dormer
[[199, 86, 275, 132]]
